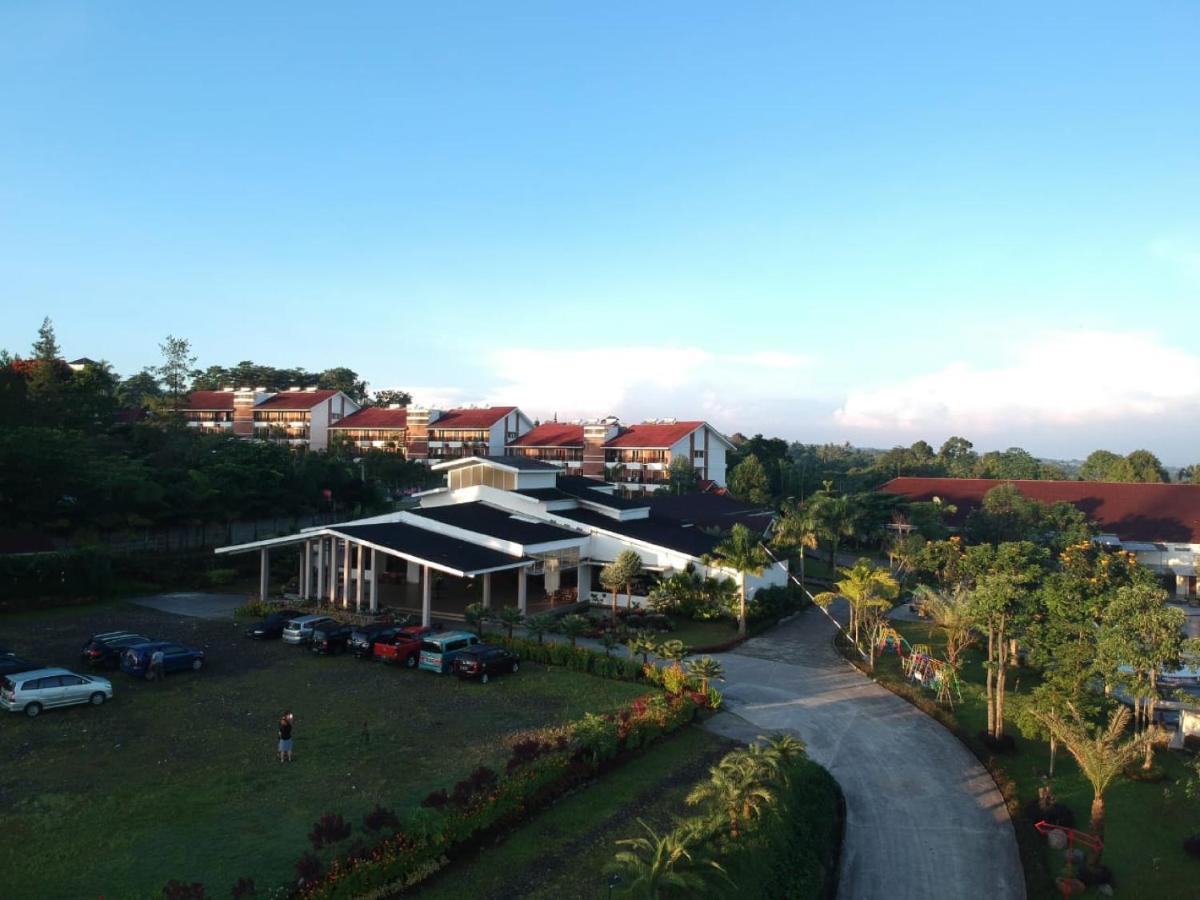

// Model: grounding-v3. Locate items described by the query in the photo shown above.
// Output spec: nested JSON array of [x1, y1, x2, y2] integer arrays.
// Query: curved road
[[707, 604, 1025, 899]]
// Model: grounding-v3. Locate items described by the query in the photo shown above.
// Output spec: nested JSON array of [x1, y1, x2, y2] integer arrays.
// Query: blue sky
[[2, 2, 1198, 462]]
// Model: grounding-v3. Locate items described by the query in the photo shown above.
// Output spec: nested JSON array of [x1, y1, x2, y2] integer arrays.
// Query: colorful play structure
[[875, 628, 964, 708]]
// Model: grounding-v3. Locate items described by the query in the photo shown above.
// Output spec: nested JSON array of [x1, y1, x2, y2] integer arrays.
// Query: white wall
[[310, 393, 359, 451], [489, 409, 535, 455]]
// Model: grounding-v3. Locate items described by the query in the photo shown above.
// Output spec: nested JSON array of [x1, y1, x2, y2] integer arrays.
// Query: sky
[[2, 2, 1198, 463]]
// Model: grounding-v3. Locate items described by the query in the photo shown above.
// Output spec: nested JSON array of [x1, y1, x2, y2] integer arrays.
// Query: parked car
[[452, 645, 519, 684], [0, 656, 43, 677], [418, 631, 480, 673], [244, 610, 303, 640], [82, 631, 152, 669], [374, 624, 445, 667], [1, 667, 113, 718], [120, 642, 205, 678], [347, 623, 400, 659], [282, 615, 338, 646], [310, 623, 356, 655]]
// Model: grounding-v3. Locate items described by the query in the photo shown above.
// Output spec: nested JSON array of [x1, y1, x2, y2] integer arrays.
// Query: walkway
[[127, 591, 245, 620], [706, 603, 1025, 900]]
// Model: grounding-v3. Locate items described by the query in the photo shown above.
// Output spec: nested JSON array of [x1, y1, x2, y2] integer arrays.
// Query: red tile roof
[[185, 391, 237, 410], [506, 423, 585, 448], [255, 390, 340, 410], [430, 406, 518, 429], [879, 477, 1200, 544], [604, 422, 706, 449], [329, 407, 408, 430]]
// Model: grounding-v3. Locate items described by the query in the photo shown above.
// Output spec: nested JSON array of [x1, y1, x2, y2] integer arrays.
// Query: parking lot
[[0, 599, 647, 899]]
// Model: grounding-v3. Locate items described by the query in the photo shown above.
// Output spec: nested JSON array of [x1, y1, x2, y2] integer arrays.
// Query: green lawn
[[664, 614, 740, 649], [877, 620, 1199, 900], [415, 726, 735, 899], [0, 603, 647, 900]]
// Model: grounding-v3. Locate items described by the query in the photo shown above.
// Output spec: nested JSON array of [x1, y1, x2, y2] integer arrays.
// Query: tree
[[912, 583, 976, 670], [1032, 704, 1140, 864], [686, 748, 780, 840], [464, 602, 489, 637], [559, 614, 589, 648], [524, 612, 554, 644], [370, 388, 412, 408], [937, 436, 978, 477], [666, 455, 701, 495], [1079, 449, 1125, 482], [600, 561, 625, 624], [154, 335, 197, 415], [318, 367, 368, 404], [627, 630, 658, 665], [728, 455, 771, 505], [813, 558, 899, 670], [613, 551, 644, 616], [809, 492, 860, 573], [686, 656, 724, 694], [974, 446, 1042, 480], [612, 819, 729, 898], [495, 606, 525, 639], [118, 369, 163, 409], [1124, 449, 1168, 483], [771, 500, 819, 590], [703, 524, 770, 636], [31, 316, 60, 361], [656, 639, 691, 665]]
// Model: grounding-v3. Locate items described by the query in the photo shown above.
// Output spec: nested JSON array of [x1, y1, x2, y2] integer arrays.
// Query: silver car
[[0, 667, 113, 718], [282, 615, 338, 645]]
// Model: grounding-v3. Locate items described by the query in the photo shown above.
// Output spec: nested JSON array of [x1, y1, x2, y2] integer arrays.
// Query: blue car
[[418, 631, 480, 673], [120, 641, 205, 678]]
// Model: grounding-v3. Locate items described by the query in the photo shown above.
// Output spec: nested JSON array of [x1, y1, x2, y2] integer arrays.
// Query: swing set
[[872, 627, 963, 707]]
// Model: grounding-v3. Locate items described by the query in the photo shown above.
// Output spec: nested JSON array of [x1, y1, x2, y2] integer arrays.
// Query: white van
[[1, 667, 113, 718]]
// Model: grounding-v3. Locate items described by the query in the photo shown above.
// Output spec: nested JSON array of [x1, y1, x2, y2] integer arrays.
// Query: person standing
[[149, 648, 165, 684], [278, 713, 294, 763]]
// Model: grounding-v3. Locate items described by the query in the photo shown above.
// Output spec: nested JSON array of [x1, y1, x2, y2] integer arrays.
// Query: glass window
[[59, 675, 85, 686]]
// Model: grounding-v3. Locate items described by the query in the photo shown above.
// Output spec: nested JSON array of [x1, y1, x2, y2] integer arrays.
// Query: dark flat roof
[[556, 476, 648, 511], [644, 494, 776, 533], [555, 509, 721, 558], [331, 522, 531, 575], [511, 487, 576, 502], [434, 455, 561, 472], [409, 503, 584, 546]]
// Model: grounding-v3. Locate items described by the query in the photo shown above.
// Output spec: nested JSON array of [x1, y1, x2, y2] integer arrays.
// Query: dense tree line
[[0, 319, 429, 538]]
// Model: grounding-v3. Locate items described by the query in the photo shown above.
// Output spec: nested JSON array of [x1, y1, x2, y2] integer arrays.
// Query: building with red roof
[[506, 418, 733, 492], [182, 387, 359, 451], [879, 476, 1200, 597], [328, 406, 409, 453]]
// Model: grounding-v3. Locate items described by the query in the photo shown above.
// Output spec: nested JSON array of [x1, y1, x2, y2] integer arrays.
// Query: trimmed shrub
[[362, 804, 399, 834], [309, 814, 352, 851]]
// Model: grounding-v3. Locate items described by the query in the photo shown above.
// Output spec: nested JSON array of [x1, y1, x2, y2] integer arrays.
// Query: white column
[[407, 560, 420, 584], [317, 539, 326, 602], [370, 548, 379, 613], [328, 539, 338, 604], [421, 565, 432, 626], [517, 567, 528, 614], [482, 572, 492, 609], [342, 539, 352, 609], [576, 564, 591, 603], [259, 548, 269, 602], [303, 541, 312, 599], [356, 544, 365, 612]]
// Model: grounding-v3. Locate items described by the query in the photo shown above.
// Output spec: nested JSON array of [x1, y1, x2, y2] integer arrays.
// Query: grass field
[[0, 601, 648, 899], [416, 726, 735, 899], [877, 619, 1200, 900]]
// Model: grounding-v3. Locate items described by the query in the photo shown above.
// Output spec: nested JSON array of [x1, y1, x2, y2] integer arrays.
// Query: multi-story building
[[182, 387, 359, 451], [506, 418, 732, 491], [406, 406, 533, 462], [327, 406, 408, 453]]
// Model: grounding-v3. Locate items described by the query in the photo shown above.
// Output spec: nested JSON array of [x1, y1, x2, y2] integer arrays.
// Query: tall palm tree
[[703, 524, 770, 636], [1033, 704, 1140, 864], [814, 558, 899, 670], [612, 819, 730, 898], [772, 500, 819, 590], [810, 492, 860, 574]]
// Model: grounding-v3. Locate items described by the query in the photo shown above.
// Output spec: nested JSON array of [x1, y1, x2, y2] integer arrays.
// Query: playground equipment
[[1034, 821, 1103, 899], [903, 643, 964, 707], [875, 626, 910, 657]]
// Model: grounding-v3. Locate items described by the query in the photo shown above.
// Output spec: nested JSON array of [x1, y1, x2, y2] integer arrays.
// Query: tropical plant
[[686, 656, 725, 694], [627, 629, 658, 665], [772, 500, 820, 590], [611, 819, 730, 898], [524, 612, 554, 644], [912, 583, 977, 670], [495, 606, 525, 639], [686, 749, 779, 839], [559, 614, 590, 649], [808, 492, 860, 574], [603, 551, 644, 623], [657, 639, 691, 665], [703, 523, 770, 636], [463, 602, 489, 637], [600, 562, 624, 623], [813, 558, 898, 670], [600, 629, 622, 657], [1032, 704, 1140, 864]]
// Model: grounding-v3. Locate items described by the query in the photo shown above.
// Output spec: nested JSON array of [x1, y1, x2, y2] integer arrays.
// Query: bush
[[1023, 799, 1075, 828], [206, 567, 237, 588], [0, 546, 113, 609], [295, 852, 323, 883], [229, 876, 256, 897], [162, 881, 206, 900], [362, 805, 399, 833], [747, 584, 809, 626], [308, 814, 352, 851]]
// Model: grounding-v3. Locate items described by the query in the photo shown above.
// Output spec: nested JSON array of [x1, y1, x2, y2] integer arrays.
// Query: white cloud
[[486, 345, 817, 424], [833, 330, 1200, 435]]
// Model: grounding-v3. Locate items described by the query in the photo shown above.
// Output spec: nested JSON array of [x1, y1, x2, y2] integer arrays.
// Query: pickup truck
[[373, 623, 443, 668]]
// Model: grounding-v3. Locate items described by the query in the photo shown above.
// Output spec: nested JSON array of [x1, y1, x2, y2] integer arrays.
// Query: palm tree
[[813, 558, 898, 670], [495, 606, 524, 639], [703, 524, 770, 636], [686, 751, 779, 839], [772, 500, 819, 590], [611, 819, 730, 898], [810, 492, 860, 574], [657, 639, 691, 666], [686, 656, 725, 694], [627, 629, 658, 665], [463, 602, 489, 637], [524, 612, 554, 644], [559, 613, 590, 649], [913, 583, 976, 670], [1033, 704, 1140, 864], [600, 562, 625, 624]]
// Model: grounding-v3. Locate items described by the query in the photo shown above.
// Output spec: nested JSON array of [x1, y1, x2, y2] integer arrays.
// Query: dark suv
[[82, 632, 152, 670], [0, 655, 42, 677], [451, 645, 519, 684], [244, 610, 303, 640], [311, 623, 356, 655]]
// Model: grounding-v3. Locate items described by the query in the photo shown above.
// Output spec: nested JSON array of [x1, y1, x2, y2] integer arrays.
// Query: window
[[59, 675, 85, 686]]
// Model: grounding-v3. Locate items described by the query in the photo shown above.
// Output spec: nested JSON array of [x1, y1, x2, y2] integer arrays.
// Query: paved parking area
[[706, 604, 1025, 900], [126, 592, 245, 620]]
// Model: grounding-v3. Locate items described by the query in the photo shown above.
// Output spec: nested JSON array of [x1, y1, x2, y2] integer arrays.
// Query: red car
[[373, 623, 444, 667]]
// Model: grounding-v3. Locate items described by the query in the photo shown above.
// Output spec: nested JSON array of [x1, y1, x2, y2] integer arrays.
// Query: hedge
[[493, 634, 643, 682], [0, 547, 113, 609], [295, 693, 701, 899]]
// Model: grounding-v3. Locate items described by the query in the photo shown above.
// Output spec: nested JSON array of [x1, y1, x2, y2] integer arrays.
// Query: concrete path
[[127, 592, 245, 620], [706, 603, 1025, 900]]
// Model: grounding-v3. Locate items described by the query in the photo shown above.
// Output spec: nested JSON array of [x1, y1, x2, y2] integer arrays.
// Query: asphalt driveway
[[127, 592, 245, 620], [706, 604, 1025, 900]]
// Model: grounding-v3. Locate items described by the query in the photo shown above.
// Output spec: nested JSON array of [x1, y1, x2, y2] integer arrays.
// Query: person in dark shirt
[[278, 712, 294, 762]]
